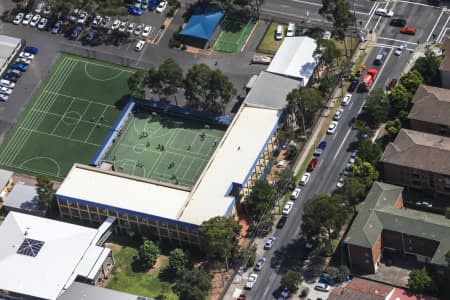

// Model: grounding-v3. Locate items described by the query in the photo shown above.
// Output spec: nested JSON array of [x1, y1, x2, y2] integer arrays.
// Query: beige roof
[[380, 128, 450, 176], [439, 36, 450, 71], [408, 84, 450, 127]]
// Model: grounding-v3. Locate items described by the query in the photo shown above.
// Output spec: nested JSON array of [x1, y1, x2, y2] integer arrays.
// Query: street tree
[[408, 267, 434, 295], [384, 118, 402, 143], [204, 69, 237, 114], [388, 84, 410, 115], [339, 176, 366, 212], [246, 180, 277, 220], [158, 58, 184, 101], [399, 70, 424, 96], [36, 175, 55, 211], [349, 159, 379, 188], [167, 248, 189, 278], [175, 269, 211, 300], [356, 139, 382, 166], [280, 270, 303, 293], [148, 67, 163, 95], [363, 88, 389, 127], [286, 87, 324, 131], [184, 64, 210, 108], [414, 47, 442, 86], [139, 239, 160, 268], [315, 39, 342, 67], [198, 216, 241, 266], [128, 70, 148, 96], [273, 167, 296, 196]]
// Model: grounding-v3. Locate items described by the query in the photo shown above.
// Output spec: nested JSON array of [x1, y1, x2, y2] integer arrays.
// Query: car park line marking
[[376, 37, 417, 45], [426, 9, 445, 43], [333, 128, 352, 162], [398, 0, 443, 8]]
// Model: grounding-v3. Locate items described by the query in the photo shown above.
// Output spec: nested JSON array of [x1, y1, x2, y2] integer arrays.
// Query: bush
[[300, 287, 309, 297], [160, 24, 166, 30]]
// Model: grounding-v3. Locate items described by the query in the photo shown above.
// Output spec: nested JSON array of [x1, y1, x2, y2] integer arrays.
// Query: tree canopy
[[339, 177, 366, 212], [280, 270, 303, 293], [198, 216, 241, 262], [399, 70, 424, 96], [363, 88, 389, 128], [36, 175, 55, 211], [388, 84, 410, 115], [139, 239, 160, 267], [128, 70, 148, 96], [167, 248, 189, 278], [320, 0, 355, 38], [414, 47, 442, 87], [175, 269, 211, 300], [287, 87, 324, 131], [349, 158, 379, 188], [356, 139, 382, 166], [246, 180, 277, 221], [158, 58, 184, 99], [408, 267, 434, 295]]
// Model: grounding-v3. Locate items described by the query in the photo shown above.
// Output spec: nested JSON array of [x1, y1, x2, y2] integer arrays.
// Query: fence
[[59, 43, 155, 70], [215, 18, 254, 53]]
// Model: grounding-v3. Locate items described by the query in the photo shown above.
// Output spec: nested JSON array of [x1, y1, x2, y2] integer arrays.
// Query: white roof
[[267, 36, 317, 85], [179, 104, 282, 225], [0, 212, 110, 300], [56, 165, 190, 221]]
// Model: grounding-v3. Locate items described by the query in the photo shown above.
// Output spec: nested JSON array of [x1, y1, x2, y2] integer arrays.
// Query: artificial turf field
[[104, 110, 225, 187], [0, 54, 133, 180]]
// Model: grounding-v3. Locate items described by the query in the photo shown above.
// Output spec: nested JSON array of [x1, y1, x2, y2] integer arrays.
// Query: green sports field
[[0, 54, 134, 180], [104, 110, 225, 187], [215, 19, 254, 53]]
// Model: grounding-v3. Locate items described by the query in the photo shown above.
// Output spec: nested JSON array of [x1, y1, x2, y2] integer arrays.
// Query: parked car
[[245, 273, 258, 289], [307, 158, 318, 172], [336, 177, 345, 188], [51, 20, 63, 33], [43, 4, 52, 15], [300, 172, 311, 186], [11, 63, 28, 72], [142, 25, 152, 37], [327, 121, 338, 134], [286, 22, 295, 37], [85, 29, 97, 42], [77, 11, 88, 25], [149, 0, 158, 11], [387, 78, 398, 91], [71, 26, 82, 39], [111, 19, 121, 30], [295, 26, 303, 36], [319, 276, 336, 286], [22, 13, 33, 25], [333, 108, 344, 121], [290, 187, 301, 200], [129, 6, 143, 15], [0, 86, 13, 95], [390, 18, 406, 27], [375, 8, 394, 17], [134, 23, 144, 35], [69, 8, 80, 22], [276, 216, 287, 229], [343, 167, 350, 176], [4, 74, 19, 82], [127, 22, 136, 34], [275, 25, 283, 40], [17, 57, 32, 65], [0, 79, 15, 89], [394, 43, 407, 56], [35, 1, 45, 13], [264, 236, 276, 250], [141, 0, 149, 9], [101, 16, 111, 28], [92, 15, 103, 28], [24, 46, 39, 54], [315, 283, 331, 292], [314, 140, 327, 156], [254, 258, 266, 271], [348, 79, 359, 92], [135, 0, 142, 8], [7, 69, 22, 77], [135, 40, 145, 51], [29, 14, 41, 27], [156, 0, 167, 13], [19, 52, 34, 59], [118, 21, 128, 32], [322, 30, 332, 40], [341, 93, 352, 106], [400, 27, 416, 35], [37, 17, 48, 30], [0, 93, 9, 102], [282, 201, 294, 215], [13, 13, 24, 25]]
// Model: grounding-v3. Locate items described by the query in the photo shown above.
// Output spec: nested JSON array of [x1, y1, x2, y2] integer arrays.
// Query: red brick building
[[344, 182, 450, 274]]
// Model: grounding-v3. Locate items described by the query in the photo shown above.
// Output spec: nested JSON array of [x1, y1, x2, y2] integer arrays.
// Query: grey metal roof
[[0, 169, 13, 190], [3, 183, 40, 213], [345, 182, 450, 266], [59, 282, 153, 300], [244, 71, 300, 110]]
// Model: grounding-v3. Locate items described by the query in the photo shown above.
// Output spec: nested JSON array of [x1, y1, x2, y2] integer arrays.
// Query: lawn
[[257, 22, 285, 54], [107, 243, 178, 299]]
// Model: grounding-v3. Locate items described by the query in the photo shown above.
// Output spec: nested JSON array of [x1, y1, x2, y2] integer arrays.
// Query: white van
[[275, 25, 283, 40], [286, 22, 295, 37]]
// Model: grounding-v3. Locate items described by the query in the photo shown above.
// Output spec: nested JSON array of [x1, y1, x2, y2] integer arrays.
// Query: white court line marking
[[70, 56, 134, 73]]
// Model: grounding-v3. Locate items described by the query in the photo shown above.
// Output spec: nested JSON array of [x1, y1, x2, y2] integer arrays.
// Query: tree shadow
[[270, 238, 307, 274], [114, 94, 131, 110]]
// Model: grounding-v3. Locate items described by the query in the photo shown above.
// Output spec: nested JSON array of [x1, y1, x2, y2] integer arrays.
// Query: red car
[[307, 158, 318, 172], [387, 78, 398, 91], [400, 27, 416, 35]]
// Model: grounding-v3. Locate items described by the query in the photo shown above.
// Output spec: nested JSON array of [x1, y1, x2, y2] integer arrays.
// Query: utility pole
[[255, 0, 260, 20]]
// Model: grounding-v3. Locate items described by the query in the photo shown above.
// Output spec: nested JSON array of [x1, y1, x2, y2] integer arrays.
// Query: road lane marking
[[398, 0, 443, 8], [287, 0, 322, 7], [280, 4, 290, 8], [377, 37, 417, 45], [426, 9, 444, 43], [333, 128, 352, 162], [437, 16, 450, 42], [364, 2, 379, 30]]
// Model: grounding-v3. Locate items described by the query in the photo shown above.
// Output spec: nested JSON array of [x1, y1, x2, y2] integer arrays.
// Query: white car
[[17, 57, 32, 65], [375, 8, 394, 17], [77, 11, 88, 25], [333, 108, 344, 121], [394, 44, 407, 56], [0, 87, 13, 95], [29, 14, 41, 27], [315, 283, 330, 292], [245, 273, 258, 289], [135, 40, 145, 52], [22, 13, 33, 25], [92, 15, 103, 28], [327, 121, 338, 134], [43, 4, 51, 15], [156, 0, 167, 13], [286, 22, 295, 37], [341, 93, 352, 106], [323, 30, 332, 40], [111, 19, 121, 30], [300, 172, 311, 186], [275, 25, 283, 40], [35, 1, 45, 14], [290, 187, 301, 200], [135, 0, 142, 8], [37, 17, 48, 30], [127, 22, 136, 34], [141, 0, 149, 9], [254, 258, 266, 271], [264, 236, 276, 250], [134, 23, 144, 36], [118, 21, 127, 32], [19, 52, 34, 59], [282, 201, 294, 215], [0, 79, 15, 89], [336, 177, 345, 188], [142, 25, 152, 37], [13, 13, 24, 25], [0, 93, 9, 102]]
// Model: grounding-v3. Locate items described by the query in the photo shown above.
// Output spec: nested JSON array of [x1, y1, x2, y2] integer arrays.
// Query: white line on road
[[373, 43, 398, 49], [426, 9, 445, 43], [398, 0, 443, 8], [377, 37, 417, 45], [262, 273, 277, 298], [372, 51, 393, 88], [333, 128, 352, 162], [368, 2, 377, 16], [364, 2, 379, 30], [287, 0, 322, 7], [437, 15, 450, 42], [439, 28, 450, 43], [280, 4, 290, 8]]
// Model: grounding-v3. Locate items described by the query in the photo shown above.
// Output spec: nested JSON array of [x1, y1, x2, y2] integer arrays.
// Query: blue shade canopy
[[180, 11, 225, 40]]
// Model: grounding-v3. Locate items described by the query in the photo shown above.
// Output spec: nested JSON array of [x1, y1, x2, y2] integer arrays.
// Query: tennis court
[[0, 54, 133, 180], [104, 109, 225, 187], [215, 18, 254, 53]]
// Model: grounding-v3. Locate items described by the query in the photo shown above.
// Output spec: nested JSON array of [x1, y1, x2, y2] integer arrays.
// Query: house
[[344, 182, 450, 275], [439, 36, 450, 89], [408, 85, 450, 137], [380, 128, 450, 200], [0, 212, 115, 300]]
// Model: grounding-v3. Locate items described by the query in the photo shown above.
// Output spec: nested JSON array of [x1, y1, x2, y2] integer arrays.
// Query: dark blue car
[[149, 0, 157, 11], [4, 74, 18, 83], [24, 46, 38, 54], [71, 26, 82, 39], [319, 276, 336, 286], [314, 140, 327, 156], [129, 6, 143, 15], [11, 63, 28, 72]]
